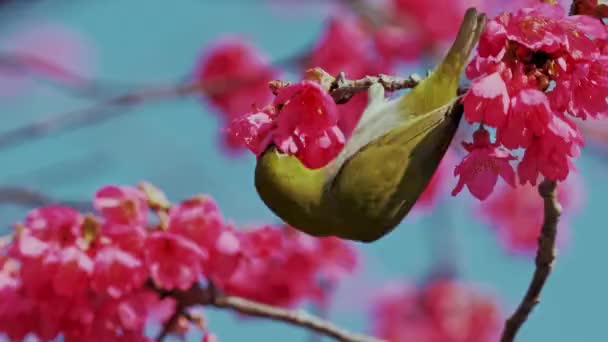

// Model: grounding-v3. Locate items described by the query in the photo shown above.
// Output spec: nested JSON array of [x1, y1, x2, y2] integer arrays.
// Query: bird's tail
[[400, 8, 486, 116]]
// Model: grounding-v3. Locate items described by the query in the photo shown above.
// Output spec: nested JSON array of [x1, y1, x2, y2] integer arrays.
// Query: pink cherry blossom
[[145, 232, 208, 291], [391, 0, 485, 44], [273, 81, 340, 134], [458, 1, 608, 198], [100, 222, 147, 258], [52, 246, 94, 297], [565, 59, 608, 119], [308, 16, 373, 78], [373, 25, 424, 63], [226, 225, 357, 307], [94, 185, 148, 226], [0, 183, 360, 340], [463, 72, 510, 127], [23, 205, 82, 246], [503, 4, 567, 53], [336, 92, 368, 139], [452, 129, 517, 200], [227, 106, 277, 155], [476, 18, 508, 59], [194, 37, 278, 153], [518, 113, 584, 185], [370, 280, 502, 342], [229, 80, 346, 169], [315, 235, 358, 286], [486, 0, 570, 16], [498, 88, 552, 149], [168, 196, 242, 287], [92, 247, 148, 298]]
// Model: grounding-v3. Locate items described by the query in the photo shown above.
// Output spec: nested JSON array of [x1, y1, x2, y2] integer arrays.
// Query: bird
[[254, 8, 486, 243]]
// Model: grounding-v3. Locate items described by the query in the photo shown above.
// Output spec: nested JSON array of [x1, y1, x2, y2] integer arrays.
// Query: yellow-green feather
[[398, 6, 485, 117]]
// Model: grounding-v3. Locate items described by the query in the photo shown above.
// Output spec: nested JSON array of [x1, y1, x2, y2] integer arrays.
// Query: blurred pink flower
[[478, 173, 584, 255], [308, 16, 376, 79], [92, 247, 148, 299], [370, 280, 502, 342], [145, 231, 208, 291], [194, 36, 279, 154], [0, 21, 95, 97], [391, 0, 486, 43], [94, 185, 149, 227], [485, 0, 571, 16], [225, 225, 358, 307]]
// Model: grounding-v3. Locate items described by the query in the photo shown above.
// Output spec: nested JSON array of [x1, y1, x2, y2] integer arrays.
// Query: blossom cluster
[[370, 280, 502, 342], [214, 2, 607, 202], [455, 2, 608, 199], [0, 183, 357, 341], [228, 80, 346, 168], [195, 0, 485, 156]]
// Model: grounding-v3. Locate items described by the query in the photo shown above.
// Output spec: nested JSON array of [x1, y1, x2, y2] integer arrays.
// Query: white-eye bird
[[254, 8, 486, 242]]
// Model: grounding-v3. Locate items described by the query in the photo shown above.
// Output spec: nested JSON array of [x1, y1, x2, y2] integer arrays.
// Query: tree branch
[[156, 305, 185, 342], [500, 3, 597, 340], [0, 69, 422, 151], [500, 179, 561, 342], [0, 52, 141, 99], [0, 186, 91, 211], [0, 80, 203, 151], [153, 281, 384, 342], [270, 68, 421, 104]]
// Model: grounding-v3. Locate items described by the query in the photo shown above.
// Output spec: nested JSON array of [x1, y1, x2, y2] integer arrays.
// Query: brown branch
[[0, 48, 307, 151], [0, 68, 421, 151], [213, 296, 380, 342], [0, 52, 140, 98], [0, 51, 307, 100], [501, 3, 593, 339], [270, 68, 421, 104], [152, 281, 384, 342], [0, 80, 201, 151], [156, 305, 185, 342], [569, 0, 606, 17], [0, 186, 91, 211], [500, 179, 561, 342]]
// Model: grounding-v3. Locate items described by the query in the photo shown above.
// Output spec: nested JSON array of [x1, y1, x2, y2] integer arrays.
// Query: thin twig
[[0, 81, 202, 151], [153, 281, 383, 342], [156, 306, 184, 342], [0, 51, 308, 100], [270, 68, 421, 104], [214, 296, 381, 342], [0, 186, 91, 211], [500, 2, 598, 339], [0, 52, 140, 98], [0, 68, 421, 151], [500, 179, 561, 342]]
